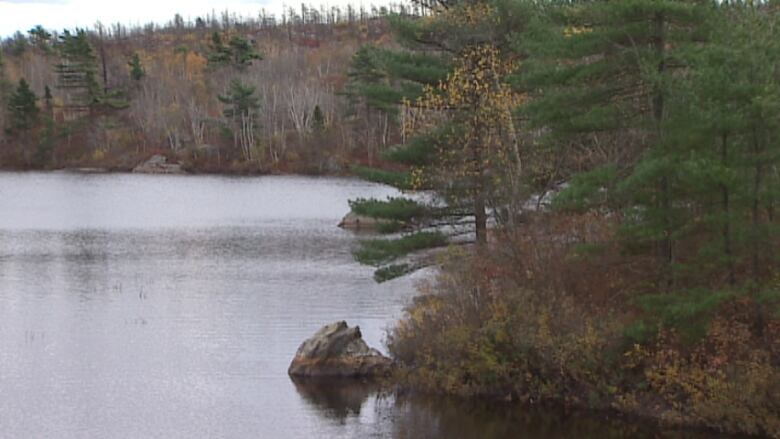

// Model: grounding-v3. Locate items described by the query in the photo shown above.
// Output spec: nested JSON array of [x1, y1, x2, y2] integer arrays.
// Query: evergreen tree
[[11, 31, 28, 56], [28, 25, 52, 51], [0, 51, 10, 96], [522, 0, 712, 284], [208, 32, 231, 65], [312, 105, 325, 132], [0, 52, 9, 138], [208, 33, 262, 70], [344, 46, 393, 114], [55, 29, 99, 117], [344, 45, 448, 120], [227, 36, 262, 69], [667, 3, 780, 285], [128, 53, 145, 81], [219, 80, 261, 161], [43, 85, 53, 113], [6, 78, 38, 134], [346, 1, 526, 280]]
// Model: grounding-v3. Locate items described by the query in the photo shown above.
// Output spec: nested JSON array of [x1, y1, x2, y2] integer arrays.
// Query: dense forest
[[0, 4, 423, 173], [2, 0, 780, 437]]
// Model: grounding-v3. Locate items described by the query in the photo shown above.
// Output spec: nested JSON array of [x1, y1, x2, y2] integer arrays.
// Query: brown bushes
[[389, 212, 780, 437]]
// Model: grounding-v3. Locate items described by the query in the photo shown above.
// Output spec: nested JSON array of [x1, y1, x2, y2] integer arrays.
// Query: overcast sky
[[0, 0, 371, 37]]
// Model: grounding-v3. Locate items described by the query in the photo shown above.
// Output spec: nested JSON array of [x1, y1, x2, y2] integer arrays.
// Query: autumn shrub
[[389, 212, 780, 437], [389, 248, 624, 404], [625, 299, 780, 437]]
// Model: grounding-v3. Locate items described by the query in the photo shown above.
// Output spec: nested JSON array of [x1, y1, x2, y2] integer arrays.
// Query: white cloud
[[0, 0, 376, 37]]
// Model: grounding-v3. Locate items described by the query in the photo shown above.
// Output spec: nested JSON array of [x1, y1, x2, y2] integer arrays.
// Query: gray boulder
[[337, 212, 390, 231], [288, 321, 393, 378], [132, 154, 184, 174]]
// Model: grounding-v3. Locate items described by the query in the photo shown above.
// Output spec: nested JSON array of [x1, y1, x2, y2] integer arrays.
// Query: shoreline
[[392, 387, 744, 439], [387, 384, 755, 439], [0, 165, 357, 179]]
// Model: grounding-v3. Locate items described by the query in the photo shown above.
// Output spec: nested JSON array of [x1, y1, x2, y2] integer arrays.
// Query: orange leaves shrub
[[389, 215, 629, 403], [390, 212, 780, 437], [631, 301, 780, 437]]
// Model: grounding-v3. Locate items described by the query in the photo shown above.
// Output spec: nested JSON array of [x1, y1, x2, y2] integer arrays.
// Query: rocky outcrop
[[288, 321, 393, 378], [132, 154, 184, 174], [337, 212, 391, 231]]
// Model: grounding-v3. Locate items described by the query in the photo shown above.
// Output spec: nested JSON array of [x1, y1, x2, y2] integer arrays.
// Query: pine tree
[[43, 85, 53, 112], [208, 32, 231, 66], [28, 25, 52, 51], [0, 51, 10, 97], [6, 78, 39, 134], [522, 0, 712, 284], [219, 80, 261, 161], [55, 29, 99, 118], [227, 36, 262, 69], [0, 52, 9, 138], [671, 3, 780, 285], [312, 105, 325, 132], [11, 31, 28, 56], [128, 53, 145, 81], [347, 0, 526, 280], [208, 33, 262, 70], [344, 46, 392, 113], [343, 46, 439, 183]]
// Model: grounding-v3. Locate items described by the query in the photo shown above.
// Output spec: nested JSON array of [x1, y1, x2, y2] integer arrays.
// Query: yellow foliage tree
[[411, 43, 522, 243]]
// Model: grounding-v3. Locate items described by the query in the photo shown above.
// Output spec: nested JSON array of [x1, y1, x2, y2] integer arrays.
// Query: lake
[[0, 172, 735, 438]]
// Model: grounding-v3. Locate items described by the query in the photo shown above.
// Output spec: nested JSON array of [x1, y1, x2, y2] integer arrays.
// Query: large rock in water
[[132, 154, 184, 174], [288, 321, 393, 378], [337, 212, 390, 231]]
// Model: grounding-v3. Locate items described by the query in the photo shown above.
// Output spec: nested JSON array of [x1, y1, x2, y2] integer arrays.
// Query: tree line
[[0, 5, 415, 172]]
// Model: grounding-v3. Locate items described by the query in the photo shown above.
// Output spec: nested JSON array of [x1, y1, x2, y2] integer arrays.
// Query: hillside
[[0, 6, 410, 173]]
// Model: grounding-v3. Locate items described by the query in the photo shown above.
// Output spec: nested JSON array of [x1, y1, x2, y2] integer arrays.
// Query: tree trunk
[[653, 11, 673, 286], [752, 127, 763, 279], [721, 134, 735, 285], [475, 189, 487, 246]]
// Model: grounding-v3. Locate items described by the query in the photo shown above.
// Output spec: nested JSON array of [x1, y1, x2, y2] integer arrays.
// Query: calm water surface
[[0, 172, 734, 439]]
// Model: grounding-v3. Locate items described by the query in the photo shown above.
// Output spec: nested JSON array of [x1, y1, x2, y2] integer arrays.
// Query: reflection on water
[[293, 378, 378, 421], [390, 396, 663, 439], [0, 172, 737, 438], [295, 377, 743, 439]]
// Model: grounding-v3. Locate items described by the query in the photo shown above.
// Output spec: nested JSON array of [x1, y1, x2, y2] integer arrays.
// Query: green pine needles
[[348, 197, 427, 222], [354, 231, 448, 267]]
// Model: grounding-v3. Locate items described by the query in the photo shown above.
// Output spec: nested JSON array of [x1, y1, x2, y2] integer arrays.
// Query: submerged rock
[[132, 154, 184, 174], [288, 321, 393, 378], [337, 212, 390, 231]]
